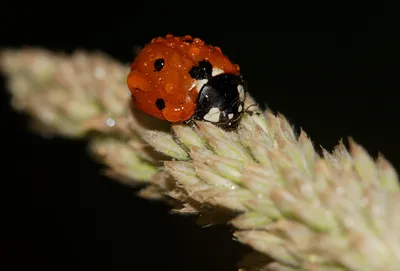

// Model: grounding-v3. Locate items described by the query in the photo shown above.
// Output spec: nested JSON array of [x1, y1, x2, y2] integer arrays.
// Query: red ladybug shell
[[127, 34, 240, 122]]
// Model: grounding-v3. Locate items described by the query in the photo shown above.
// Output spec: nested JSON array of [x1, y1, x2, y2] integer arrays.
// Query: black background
[[1, 6, 399, 271]]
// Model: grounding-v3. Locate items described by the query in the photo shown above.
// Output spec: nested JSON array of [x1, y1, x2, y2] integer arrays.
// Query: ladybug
[[127, 34, 247, 128]]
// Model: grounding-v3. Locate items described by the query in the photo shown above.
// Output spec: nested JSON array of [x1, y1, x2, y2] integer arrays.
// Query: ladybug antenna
[[243, 103, 263, 117], [244, 103, 258, 111]]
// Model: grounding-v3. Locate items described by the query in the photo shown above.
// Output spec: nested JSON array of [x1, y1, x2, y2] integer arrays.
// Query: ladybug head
[[193, 73, 247, 128]]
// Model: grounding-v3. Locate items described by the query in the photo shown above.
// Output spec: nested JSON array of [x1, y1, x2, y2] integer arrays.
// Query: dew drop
[[105, 117, 115, 127]]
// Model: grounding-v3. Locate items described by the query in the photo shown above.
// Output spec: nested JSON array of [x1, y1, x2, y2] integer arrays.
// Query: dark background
[[1, 7, 399, 271]]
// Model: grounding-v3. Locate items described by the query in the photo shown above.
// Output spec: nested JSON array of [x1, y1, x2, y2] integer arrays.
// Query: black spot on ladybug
[[155, 98, 165, 110], [154, 58, 165, 72], [198, 60, 213, 75], [189, 66, 205, 80], [189, 60, 213, 80]]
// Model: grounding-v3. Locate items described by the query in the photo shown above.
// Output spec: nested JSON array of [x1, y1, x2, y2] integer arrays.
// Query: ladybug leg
[[244, 103, 261, 116], [182, 118, 192, 125], [183, 118, 199, 130], [245, 111, 261, 117]]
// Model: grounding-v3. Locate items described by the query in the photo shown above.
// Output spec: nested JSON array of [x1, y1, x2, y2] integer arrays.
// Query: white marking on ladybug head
[[212, 68, 224, 77], [189, 79, 208, 93], [228, 113, 234, 120], [237, 85, 245, 101], [203, 107, 221, 123], [238, 104, 243, 112]]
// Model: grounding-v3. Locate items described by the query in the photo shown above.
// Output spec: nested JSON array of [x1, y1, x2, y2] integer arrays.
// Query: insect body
[[127, 34, 247, 128]]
